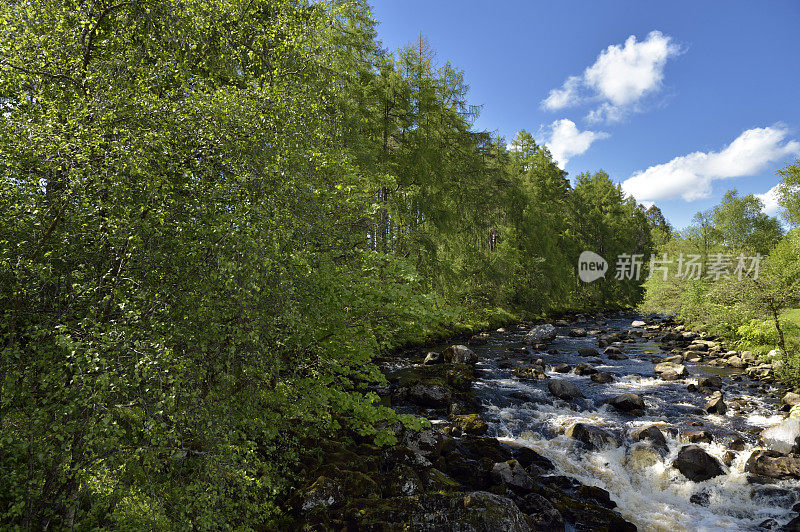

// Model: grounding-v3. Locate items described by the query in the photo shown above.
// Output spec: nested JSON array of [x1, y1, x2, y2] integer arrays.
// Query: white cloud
[[756, 184, 781, 215], [621, 126, 800, 202], [542, 31, 681, 123], [544, 119, 609, 168]]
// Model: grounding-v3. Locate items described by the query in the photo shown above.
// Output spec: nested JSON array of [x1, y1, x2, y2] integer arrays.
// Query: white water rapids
[[465, 316, 799, 531]]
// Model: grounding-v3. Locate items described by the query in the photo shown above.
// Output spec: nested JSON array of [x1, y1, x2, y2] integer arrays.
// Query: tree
[[778, 159, 800, 227]]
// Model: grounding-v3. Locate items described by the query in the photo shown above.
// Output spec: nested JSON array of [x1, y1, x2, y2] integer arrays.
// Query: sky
[[370, 0, 800, 229]]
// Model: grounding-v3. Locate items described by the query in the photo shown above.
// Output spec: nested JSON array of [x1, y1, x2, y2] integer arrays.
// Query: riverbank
[[287, 312, 800, 531]]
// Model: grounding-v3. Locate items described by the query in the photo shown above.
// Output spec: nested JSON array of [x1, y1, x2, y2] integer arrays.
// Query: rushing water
[[432, 314, 798, 531]]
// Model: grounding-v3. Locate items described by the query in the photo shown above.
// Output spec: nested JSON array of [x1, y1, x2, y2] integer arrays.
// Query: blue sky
[[370, 0, 800, 228]]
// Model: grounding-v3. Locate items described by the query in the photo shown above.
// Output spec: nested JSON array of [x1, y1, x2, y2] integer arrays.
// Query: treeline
[[0, 0, 651, 528], [641, 161, 800, 382]]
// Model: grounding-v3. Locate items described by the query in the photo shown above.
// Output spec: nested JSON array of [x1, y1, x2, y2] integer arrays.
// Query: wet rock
[[603, 346, 623, 355], [683, 429, 713, 444], [423, 467, 461, 492], [513, 367, 548, 380], [409, 383, 452, 408], [631, 425, 668, 450], [704, 392, 727, 415], [607, 351, 629, 361], [553, 363, 571, 373], [568, 328, 587, 337], [660, 370, 683, 381], [690, 490, 710, 506], [722, 450, 736, 466], [452, 414, 489, 435], [578, 347, 600, 357], [664, 354, 684, 364], [688, 343, 709, 352], [573, 362, 597, 376], [443, 344, 478, 365], [491, 460, 535, 491], [607, 393, 646, 415], [751, 486, 797, 509], [566, 423, 619, 449], [423, 351, 443, 365], [746, 450, 800, 480], [672, 445, 725, 481], [631, 320, 646, 327], [654, 361, 688, 377], [591, 371, 615, 384], [384, 463, 422, 496], [548, 379, 584, 400], [515, 493, 564, 531], [783, 392, 800, 407], [760, 418, 800, 454], [512, 446, 555, 474], [524, 324, 557, 345], [698, 376, 722, 389]]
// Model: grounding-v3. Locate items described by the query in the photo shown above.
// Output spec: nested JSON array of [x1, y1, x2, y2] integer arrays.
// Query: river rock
[[548, 379, 584, 400], [591, 371, 615, 384], [660, 370, 683, 381], [704, 392, 727, 415], [607, 393, 646, 415], [654, 361, 687, 377], [524, 324, 557, 345], [760, 418, 800, 454], [574, 362, 597, 376], [783, 392, 800, 406], [607, 351, 629, 360], [631, 425, 668, 450], [745, 450, 800, 480], [726, 356, 746, 368], [683, 430, 713, 444], [603, 346, 623, 355], [491, 460, 534, 491], [423, 351, 443, 365], [553, 363, 571, 373], [452, 414, 489, 435], [566, 423, 620, 449], [698, 376, 722, 389], [409, 383, 452, 407], [672, 445, 725, 481], [578, 347, 600, 357], [515, 493, 564, 530], [569, 328, 587, 337], [443, 345, 478, 364], [631, 320, 646, 328], [688, 343, 709, 352]]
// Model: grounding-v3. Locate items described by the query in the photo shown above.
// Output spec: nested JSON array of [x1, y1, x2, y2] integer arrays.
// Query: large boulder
[[409, 383, 452, 407], [524, 324, 557, 345], [515, 493, 564, 531], [607, 393, 645, 415], [760, 418, 800, 454], [578, 347, 600, 357], [566, 423, 620, 449], [443, 345, 478, 364], [672, 445, 725, 481], [548, 379, 584, 400], [490, 460, 535, 491], [783, 392, 800, 407], [697, 376, 722, 389], [452, 414, 489, 435], [745, 450, 800, 480]]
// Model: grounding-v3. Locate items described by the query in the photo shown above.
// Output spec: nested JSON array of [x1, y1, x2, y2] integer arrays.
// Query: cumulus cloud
[[755, 184, 781, 215], [544, 119, 609, 168], [621, 126, 800, 202], [542, 31, 681, 122]]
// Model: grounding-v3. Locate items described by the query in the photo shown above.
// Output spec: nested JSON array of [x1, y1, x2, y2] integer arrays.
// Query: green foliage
[[0, 0, 652, 528]]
